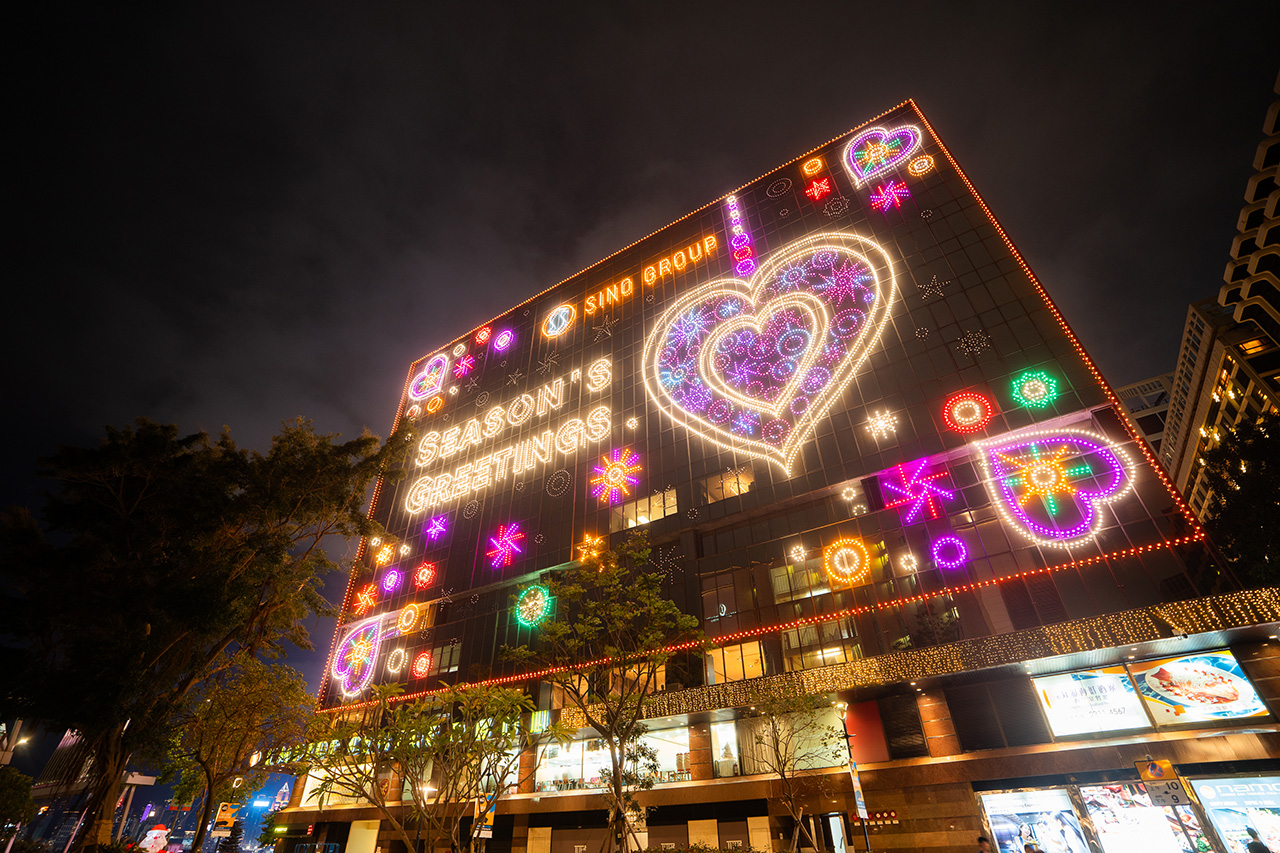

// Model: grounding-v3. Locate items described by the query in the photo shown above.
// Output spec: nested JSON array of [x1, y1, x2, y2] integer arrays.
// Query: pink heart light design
[[842, 125, 922, 188], [643, 231, 896, 475]]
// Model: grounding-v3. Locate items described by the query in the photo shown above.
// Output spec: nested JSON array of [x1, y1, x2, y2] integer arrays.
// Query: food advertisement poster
[[1128, 651, 1268, 724], [1079, 783, 1209, 853], [1033, 667, 1150, 737]]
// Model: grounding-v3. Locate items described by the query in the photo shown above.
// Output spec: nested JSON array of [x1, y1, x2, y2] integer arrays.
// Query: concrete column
[[916, 690, 961, 757], [747, 816, 772, 853]]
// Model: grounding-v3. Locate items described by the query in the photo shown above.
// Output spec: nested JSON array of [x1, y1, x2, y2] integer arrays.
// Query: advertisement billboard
[[1032, 666, 1149, 737], [1129, 651, 1268, 725], [1188, 776, 1280, 853], [978, 789, 1089, 853], [1079, 783, 1208, 853]]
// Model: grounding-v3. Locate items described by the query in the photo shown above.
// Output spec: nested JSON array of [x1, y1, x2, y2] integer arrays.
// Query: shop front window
[[706, 641, 764, 684]]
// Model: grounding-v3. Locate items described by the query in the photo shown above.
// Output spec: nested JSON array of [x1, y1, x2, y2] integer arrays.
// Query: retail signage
[[1129, 651, 1267, 724], [1188, 776, 1280, 853], [1135, 759, 1189, 806], [979, 789, 1090, 853], [1032, 666, 1149, 736]]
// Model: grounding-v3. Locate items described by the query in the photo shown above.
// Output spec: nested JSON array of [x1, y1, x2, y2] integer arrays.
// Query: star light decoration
[[866, 410, 898, 440], [577, 534, 604, 562], [869, 180, 910, 211], [882, 459, 955, 522], [485, 523, 525, 569], [424, 515, 448, 541], [804, 178, 832, 201], [593, 317, 619, 341], [917, 275, 951, 301], [589, 447, 642, 505]]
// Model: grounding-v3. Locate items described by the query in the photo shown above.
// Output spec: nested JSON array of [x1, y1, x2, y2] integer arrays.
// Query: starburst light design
[[869, 180, 910, 211], [485, 523, 525, 568], [882, 459, 955, 522], [452, 355, 475, 378], [866, 409, 898, 440], [353, 583, 378, 615], [589, 448, 643, 505], [997, 443, 1093, 517], [577, 534, 604, 562]]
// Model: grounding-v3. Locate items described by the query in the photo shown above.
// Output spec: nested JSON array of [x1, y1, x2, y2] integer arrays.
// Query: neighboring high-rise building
[[1115, 372, 1174, 455], [1163, 75, 1279, 517], [279, 100, 1280, 853]]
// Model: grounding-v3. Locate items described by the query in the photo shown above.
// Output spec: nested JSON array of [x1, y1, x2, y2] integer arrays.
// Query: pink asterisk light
[[486, 523, 525, 568], [882, 459, 954, 522], [869, 180, 910, 212]]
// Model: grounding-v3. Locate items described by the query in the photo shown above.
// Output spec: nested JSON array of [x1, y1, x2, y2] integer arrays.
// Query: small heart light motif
[[975, 428, 1135, 549], [842, 125, 922, 187], [643, 231, 896, 474]]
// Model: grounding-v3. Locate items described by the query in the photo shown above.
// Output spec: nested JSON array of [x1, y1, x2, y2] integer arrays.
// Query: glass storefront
[[533, 727, 692, 792], [978, 789, 1090, 853], [1188, 776, 1280, 853], [1079, 783, 1209, 853]]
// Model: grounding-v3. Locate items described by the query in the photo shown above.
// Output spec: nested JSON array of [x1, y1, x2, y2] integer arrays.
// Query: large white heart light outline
[[643, 231, 897, 476]]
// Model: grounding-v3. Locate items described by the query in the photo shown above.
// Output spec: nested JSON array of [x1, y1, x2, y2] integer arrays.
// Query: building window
[[770, 562, 831, 604], [699, 465, 754, 504], [706, 640, 764, 683], [610, 487, 678, 531], [781, 618, 859, 672], [1240, 338, 1268, 354], [425, 642, 461, 677]]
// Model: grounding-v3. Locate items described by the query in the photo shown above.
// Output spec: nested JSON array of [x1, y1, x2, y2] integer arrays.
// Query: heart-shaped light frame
[[643, 231, 896, 475]]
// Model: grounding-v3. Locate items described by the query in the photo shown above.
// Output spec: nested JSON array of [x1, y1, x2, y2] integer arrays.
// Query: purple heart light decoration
[[975, 427, 1135, 548], [643, 231, 896, 475], [842, 125, 923, 188]]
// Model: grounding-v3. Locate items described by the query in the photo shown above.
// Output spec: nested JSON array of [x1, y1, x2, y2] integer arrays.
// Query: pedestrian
[[1245, 827, 1272, 853], [977, 837, 992, 853]]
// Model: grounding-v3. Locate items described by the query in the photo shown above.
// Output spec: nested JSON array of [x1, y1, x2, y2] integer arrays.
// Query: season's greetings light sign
[[404, 358, 614, 514]]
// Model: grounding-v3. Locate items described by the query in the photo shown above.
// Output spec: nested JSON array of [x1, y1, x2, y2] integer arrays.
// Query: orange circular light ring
[[823, 538, 871, 586], [801, 157, 824, 176], [426, 395, 443, 413], [908, 155, 935, 176], [542, 304, 577, 338], [943, 391, 993, 433], [396, 603, 421, 634]]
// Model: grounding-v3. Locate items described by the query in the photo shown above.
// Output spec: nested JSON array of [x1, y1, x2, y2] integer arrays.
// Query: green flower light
[[1011, 370, 1059, 409], [515, 584, 553, 628]]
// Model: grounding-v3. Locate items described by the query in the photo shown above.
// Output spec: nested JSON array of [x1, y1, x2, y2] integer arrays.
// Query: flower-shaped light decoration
[[515, 584, 553, 628], [976, 428, 1135, 548], [589, 447, 642, 505], [331, 615, 387, 696]]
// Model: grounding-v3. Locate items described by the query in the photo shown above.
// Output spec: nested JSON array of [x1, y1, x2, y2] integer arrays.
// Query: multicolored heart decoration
[[842, 125, 922, 188], [643, 231, 896, 474], [974, 428, 1135, 548]]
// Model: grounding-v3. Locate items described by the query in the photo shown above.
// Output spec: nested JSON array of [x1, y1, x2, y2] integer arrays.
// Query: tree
[[0, 418, 410, 849], [0, 766, 36, 841], [306, 682, 569, 853], [741, 681, 844, 852], [163, 658, 318, 853], [505, 532, 702, 853], [1201, 410, 1280, 587]]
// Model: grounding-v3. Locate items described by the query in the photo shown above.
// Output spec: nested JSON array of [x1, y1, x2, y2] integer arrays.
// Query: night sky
[[6, 3, 1279, 732]]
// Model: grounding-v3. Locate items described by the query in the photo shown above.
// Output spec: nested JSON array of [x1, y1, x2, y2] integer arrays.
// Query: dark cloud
[[9, 2, 1279, 690]]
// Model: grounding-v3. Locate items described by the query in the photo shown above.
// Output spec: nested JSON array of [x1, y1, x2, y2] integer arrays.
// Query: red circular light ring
[[942, 391, 993, 433]]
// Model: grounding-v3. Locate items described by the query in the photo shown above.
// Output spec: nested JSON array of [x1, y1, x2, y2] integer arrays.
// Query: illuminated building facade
[[1115, 372, 1173, 455], [281, 101, 1280, 853], [1163, 76, 1280, 517]]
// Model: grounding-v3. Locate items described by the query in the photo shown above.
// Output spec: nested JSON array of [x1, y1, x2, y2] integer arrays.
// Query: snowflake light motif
[[882, 459, 955, 522], [870, 180, 910, 211], [485, 523, 525, 568], [536, 352, 560, 375], [672, 308, 710, 347], [956, 331, 991, 357], [452, 355, 475, 378], [589, 448, 642, 505], [866, 410, 898, 440], [374, 544, 395, 565], [814, 260, 874, 305], [789, 545, 807, 563], [997, 443, 1092, 517], [732, 410, 760, 436], [1012, 370, 1059, 409], [414, 562, 437, 589]]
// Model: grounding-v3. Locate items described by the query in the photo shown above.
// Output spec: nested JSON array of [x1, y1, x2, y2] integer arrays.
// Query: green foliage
[[0, 765, 36, 839], [257, 811, 279, 849], [1201, 410, 1280, 587], [0, 417, 410, 848], [504, 531, 702, 853], [163, 658, 318, 853], [307, 682, 569, 853], [215, 820, 243, 853]]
